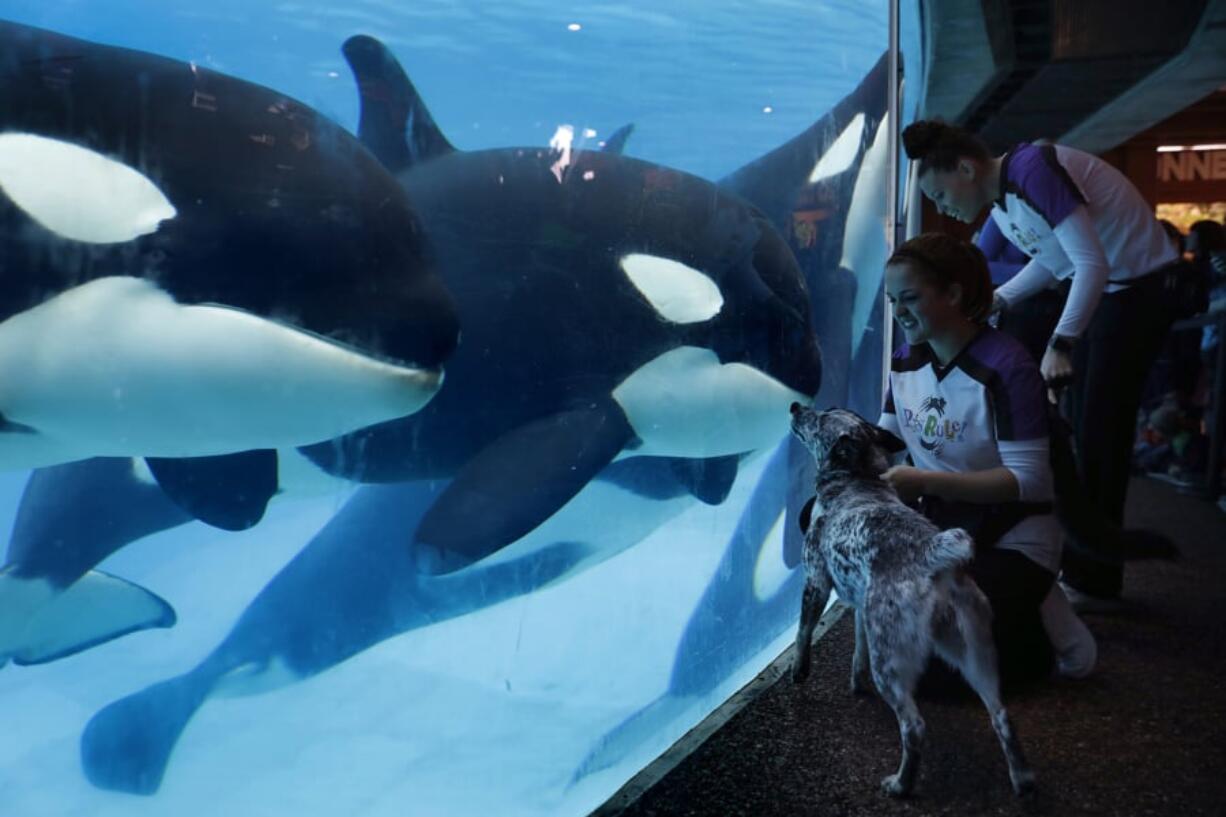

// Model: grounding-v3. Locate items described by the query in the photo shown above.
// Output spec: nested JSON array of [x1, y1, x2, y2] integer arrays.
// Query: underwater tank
[[0, 2, 922, 814]]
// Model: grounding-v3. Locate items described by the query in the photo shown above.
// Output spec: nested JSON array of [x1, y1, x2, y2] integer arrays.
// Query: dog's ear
[[829, 434, 859, 466], [873, 425, 907, 454]]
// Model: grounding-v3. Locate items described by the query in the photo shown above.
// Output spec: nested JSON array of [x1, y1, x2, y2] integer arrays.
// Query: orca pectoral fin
[[13, 571, 175, 665], [414, 400, 635, 574], [596, 455, 737, 503], [0, 411, 37, 434], [601, 123, 635, 155], [146, 450, 278, 531], [668, 454, 740, 505], [82, 671, 210, 795]]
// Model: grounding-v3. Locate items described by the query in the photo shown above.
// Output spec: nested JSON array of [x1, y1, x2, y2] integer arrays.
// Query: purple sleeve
[[1006, 144, 1086, 230], [993, 354, 1049, 442], [976, 217, 1008, 259], [977, 218, 1029, 285]]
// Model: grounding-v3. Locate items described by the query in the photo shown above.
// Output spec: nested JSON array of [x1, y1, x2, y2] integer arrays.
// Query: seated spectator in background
[[1189, 220, 1226, 363], [879, 232, 1096, 683], [1159, 218, 1185, 255]]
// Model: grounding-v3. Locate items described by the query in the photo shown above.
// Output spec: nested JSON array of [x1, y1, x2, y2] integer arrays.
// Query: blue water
[[0, 0, 907, 179], [0, 2, 922, 815]]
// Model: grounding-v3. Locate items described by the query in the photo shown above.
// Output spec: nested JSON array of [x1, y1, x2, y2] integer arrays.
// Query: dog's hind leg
[[791, 564, 832, 683], [865, 592, 928, 798], [850, 609, 872, 695], [949, 578, 1036, 797]]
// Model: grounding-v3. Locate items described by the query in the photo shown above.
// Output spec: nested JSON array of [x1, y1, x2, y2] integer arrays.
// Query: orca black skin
[[0, 20, 456, 366], [75, 483, 584, 796], [1, 36, 891, 668], [297, 35, 823, 572], [0, 21, 459, 506]]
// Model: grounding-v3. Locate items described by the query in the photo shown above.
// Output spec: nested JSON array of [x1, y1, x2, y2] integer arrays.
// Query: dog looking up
[[788, 404, 1035, 798]]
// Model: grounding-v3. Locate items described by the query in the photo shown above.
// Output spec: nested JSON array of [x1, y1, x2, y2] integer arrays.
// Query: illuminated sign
[[1158, 149, 1226, 182], [1155, 148, 1226, 201]]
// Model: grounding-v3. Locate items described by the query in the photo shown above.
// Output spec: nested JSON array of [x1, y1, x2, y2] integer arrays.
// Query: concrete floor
[[614, 478, 1226, 817]]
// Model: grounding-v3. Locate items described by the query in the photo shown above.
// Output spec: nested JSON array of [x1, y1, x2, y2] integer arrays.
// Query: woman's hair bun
[[901, 120, 945, 161]]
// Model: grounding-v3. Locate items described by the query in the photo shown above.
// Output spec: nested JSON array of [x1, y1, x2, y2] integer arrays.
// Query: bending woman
[[902, 120, 1183, 605], [879, 233, 1095, 681]]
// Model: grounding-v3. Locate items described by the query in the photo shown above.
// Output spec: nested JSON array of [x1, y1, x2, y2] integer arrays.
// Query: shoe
[[1041, 584, 1097, 679], [1058, 580, 1129, 616]]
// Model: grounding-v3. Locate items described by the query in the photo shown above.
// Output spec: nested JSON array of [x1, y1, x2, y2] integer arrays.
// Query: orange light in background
[[1156, 202, 1226, 232]]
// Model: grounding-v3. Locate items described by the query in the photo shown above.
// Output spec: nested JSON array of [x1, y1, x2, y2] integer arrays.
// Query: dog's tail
[[926, 528, 974, 572]]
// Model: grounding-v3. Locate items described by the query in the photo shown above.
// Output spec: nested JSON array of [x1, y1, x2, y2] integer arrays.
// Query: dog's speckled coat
[[788, 405, 1034, 798]]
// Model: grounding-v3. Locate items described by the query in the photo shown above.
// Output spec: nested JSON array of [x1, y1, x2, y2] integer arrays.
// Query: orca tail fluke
[[10, 570, 175, 665], [81, 671, 211, 795]]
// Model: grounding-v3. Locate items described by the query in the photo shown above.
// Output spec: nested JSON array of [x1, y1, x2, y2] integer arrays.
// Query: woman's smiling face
[[884, 259, 968, 347], [918, 161, 987, 223]]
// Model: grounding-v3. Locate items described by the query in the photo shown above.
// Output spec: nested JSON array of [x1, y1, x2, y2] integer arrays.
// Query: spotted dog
[[788, 404, 1034, 798]]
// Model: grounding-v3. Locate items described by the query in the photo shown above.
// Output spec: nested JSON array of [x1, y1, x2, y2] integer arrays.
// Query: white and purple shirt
[[878, 328, 1061, 572], [992, 143, 1178, 339]]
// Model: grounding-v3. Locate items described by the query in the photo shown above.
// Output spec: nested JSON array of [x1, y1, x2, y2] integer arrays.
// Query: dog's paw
[[791, 660, 811, 684], [880, 773, 912, 798], [1010, 768, 1037, 799]]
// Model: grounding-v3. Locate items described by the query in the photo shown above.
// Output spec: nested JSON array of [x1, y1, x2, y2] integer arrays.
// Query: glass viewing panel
[[0, 2, 905, 814]]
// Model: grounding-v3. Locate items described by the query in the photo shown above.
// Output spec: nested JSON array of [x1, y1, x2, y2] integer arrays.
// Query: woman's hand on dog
[[881, 465, 927, 502]]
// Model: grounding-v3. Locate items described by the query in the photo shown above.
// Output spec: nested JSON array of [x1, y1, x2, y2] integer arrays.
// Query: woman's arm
[[994, 256, 1056, 308], [1049, 205, 1111, 339], [882, 464, 1019, 504], [883, 407, 1053, 505]]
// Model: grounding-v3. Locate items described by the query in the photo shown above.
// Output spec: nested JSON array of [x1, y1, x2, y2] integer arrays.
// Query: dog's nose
[[790, 402, 801, 414]]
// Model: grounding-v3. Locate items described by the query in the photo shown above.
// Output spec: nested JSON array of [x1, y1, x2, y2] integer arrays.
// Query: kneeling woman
[[877, 233, 1095, 682]]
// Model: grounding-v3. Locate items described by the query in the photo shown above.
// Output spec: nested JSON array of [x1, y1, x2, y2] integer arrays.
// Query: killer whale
[[0, 22, 458, 488], [0, 40, 893, 665], [719, 51, 889, 411], [291, 34, 823, 573], [77, 460, 715, 795], [0, 38, 898, 794]]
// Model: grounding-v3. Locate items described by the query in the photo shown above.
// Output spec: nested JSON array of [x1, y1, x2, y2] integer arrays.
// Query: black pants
[[970, 548, 1055, 684], [920, 548, 1055, 693], [998, 285, 1066, 365], [1062, 272, 1179, 597]]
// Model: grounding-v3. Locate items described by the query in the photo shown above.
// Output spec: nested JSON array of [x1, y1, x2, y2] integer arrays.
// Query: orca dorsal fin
[[342, 35, 455, 172], [717, 51, 888, 227], [602, 123, 635, 155]]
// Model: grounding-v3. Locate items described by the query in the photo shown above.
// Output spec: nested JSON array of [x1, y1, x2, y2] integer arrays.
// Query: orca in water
[[75, 458, 717, 795], [0, 39, 894, 667], [0, 22, 458, 489], [286, 35, 823, 573], [65, 41, 904, 796]]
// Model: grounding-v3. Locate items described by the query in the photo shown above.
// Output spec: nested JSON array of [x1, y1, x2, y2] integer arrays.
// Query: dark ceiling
[[959, 0, 1209, 151]]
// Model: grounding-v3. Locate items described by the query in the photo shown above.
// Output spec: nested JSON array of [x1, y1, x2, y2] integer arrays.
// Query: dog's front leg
[[792, 568, 832, 683], [850, 609, 872, 695]]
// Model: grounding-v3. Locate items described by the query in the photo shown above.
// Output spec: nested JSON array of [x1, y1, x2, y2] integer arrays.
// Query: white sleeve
[[995, 257, 1057, 307], [1050, 206, 1111, 338], [998, 438, 1053, 502]]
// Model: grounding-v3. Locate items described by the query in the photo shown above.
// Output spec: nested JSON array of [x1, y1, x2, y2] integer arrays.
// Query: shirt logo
[[1005, 219, 1044, 255], [902, 395, 965, 456]]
